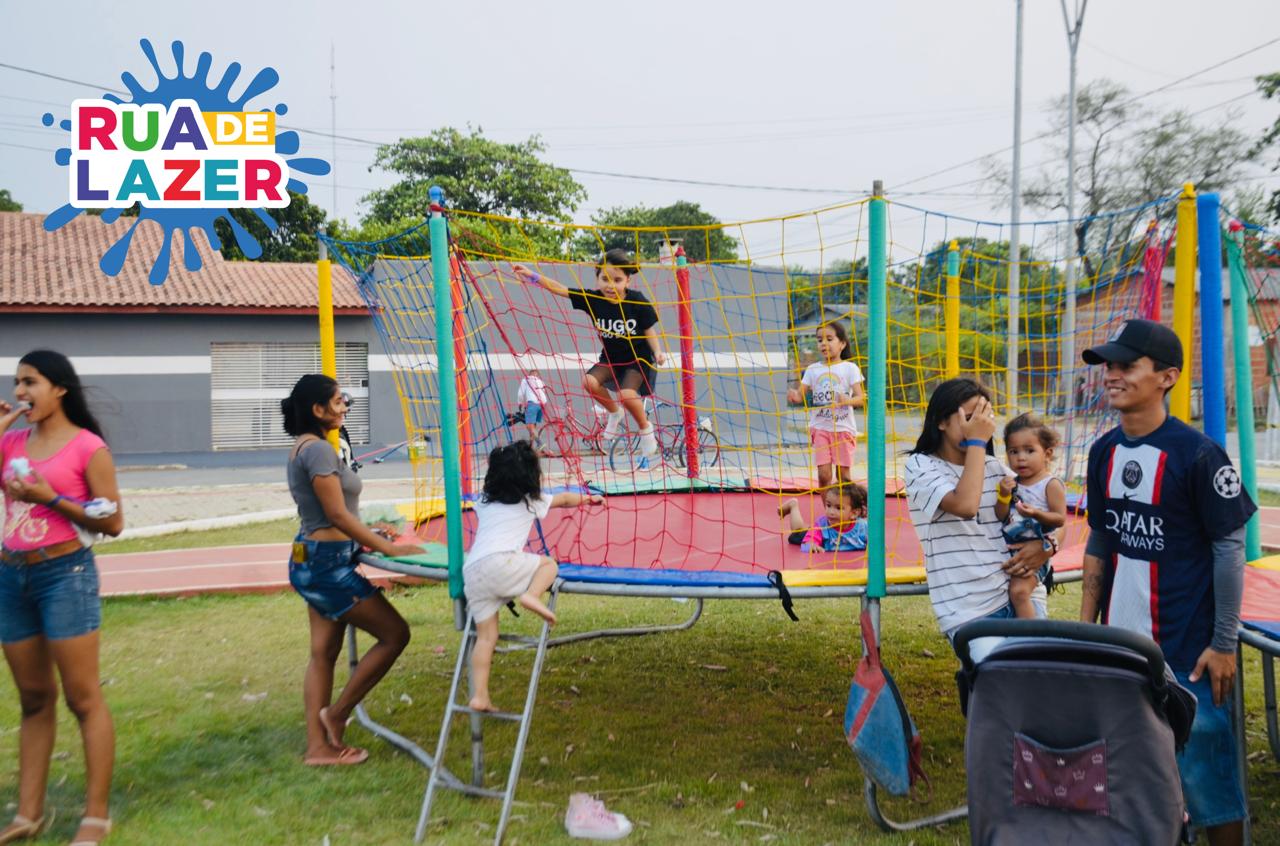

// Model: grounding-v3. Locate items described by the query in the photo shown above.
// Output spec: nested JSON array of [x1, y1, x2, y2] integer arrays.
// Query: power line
[[895, 34, 1278, 190], [1, 34, 1273, 200]]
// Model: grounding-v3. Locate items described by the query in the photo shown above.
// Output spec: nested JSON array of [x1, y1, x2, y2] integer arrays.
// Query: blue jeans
[[1173, 669, 1247, 827], [948, 600, 1048, 662], [288, 535, 379, 620], [0, 546, 101, 642]]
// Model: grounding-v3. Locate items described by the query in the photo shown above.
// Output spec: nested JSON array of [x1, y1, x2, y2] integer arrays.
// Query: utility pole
[[1059, 0, 1087, 474], [1007, 0, 1025, 410]]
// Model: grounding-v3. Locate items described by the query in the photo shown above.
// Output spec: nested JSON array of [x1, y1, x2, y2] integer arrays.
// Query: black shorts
[[586, 359, 657, 397], [787, 530, 806, 546]]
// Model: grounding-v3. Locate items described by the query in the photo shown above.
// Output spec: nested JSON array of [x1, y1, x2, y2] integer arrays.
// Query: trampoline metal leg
[[344, 626, 463, 785], [496, 596, 704, 653], [1264, 649, 1280, 762], [1234, 643, 1253, 846], [863, 779, 968, 831]]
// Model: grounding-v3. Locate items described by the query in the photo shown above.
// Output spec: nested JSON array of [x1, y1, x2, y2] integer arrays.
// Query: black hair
[[907, 377, 993, 456], [596, 247, 639, 278], [482, 440, 543, 507], [281, 374, 339, 438], [17, 350, 105, 439], [1003, 412, 1060, 452], [817, 320, 855, 361], [826, 481, 869, 514]]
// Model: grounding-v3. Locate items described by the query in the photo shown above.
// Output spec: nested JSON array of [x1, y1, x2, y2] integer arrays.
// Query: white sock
[[603, 408, 626, 438], [638, 425, 658, 456]]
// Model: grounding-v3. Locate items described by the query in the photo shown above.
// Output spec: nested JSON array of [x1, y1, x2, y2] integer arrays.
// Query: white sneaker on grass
[[565, 793, 633, 840]]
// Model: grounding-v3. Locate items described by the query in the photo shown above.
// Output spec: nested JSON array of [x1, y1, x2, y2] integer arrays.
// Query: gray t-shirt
[[288, 439, 362, 534]]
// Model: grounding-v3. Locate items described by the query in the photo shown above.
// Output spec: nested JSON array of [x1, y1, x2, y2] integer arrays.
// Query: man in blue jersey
[[1080, 318, 1253, 845]]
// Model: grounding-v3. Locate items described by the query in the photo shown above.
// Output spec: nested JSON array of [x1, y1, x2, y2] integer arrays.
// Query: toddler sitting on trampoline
[[778, 483, 869, 552], [464, 440, 603, 712]]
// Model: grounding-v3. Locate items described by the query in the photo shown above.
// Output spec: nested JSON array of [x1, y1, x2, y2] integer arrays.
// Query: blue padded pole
[[1197, 192, 1226, 448]]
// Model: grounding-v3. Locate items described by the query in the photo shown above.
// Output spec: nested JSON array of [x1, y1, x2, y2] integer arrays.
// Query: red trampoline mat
[[423, 491, 931, 574]]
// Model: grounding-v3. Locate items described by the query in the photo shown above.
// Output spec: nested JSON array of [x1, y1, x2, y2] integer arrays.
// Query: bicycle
[[528, 398, 606, 458], [606, 398, 721, 473]]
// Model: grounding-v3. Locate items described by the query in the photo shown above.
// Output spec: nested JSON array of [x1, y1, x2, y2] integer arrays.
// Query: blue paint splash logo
[[42, 39, 330, 285]]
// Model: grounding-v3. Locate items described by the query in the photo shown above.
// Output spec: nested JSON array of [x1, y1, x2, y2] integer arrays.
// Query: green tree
[[579, 201, 739, 263], [214, 190, 334, 262], [363, 127, 586, 223], [1255, 72, 1280, 223], [0, 189, 21, 212]]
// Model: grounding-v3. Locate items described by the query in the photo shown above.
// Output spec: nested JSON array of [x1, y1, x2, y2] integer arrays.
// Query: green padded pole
[[867, 182, 887, 599], [429, 186, 465, 599], [1226, 222, 1262, 560]]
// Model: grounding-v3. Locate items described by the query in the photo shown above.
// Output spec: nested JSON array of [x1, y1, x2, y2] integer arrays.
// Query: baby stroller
[[953, 619, 1195, 845]]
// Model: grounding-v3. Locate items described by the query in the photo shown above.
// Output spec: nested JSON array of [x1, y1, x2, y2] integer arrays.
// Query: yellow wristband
[[996, 491, 1012, 505]]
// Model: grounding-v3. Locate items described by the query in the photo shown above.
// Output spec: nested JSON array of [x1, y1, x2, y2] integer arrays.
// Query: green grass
[[0, 579, 1276, 844], [1255, 488, 1280, 508], [95, 519, 299, 555]]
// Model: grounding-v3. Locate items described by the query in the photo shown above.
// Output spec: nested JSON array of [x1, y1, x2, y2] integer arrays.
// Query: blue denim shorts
[[288, 535, 379, 620], [1173, 669, 1247, 827], [525, 403, 544, 424], [0, 546, 101, 643]]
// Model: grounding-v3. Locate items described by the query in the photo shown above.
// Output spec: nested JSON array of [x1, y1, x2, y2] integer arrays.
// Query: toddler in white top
[[995, 413, 1067, 619], [464, 440, 602, 712]]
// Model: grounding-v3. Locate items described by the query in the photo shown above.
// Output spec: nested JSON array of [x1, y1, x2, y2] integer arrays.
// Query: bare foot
[[778, 497, 798, 518], [468, 696, 496, 712], [318, 705, 347, 749], [518, 592, 557, 625]]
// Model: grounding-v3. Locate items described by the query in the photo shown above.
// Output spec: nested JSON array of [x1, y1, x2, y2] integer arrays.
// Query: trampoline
[[1240, 557, 1280, 763], [318, 192, 1176, 844]]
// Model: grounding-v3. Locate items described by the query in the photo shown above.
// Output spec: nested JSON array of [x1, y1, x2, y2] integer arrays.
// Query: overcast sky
[[2, 0, 1277, 242]]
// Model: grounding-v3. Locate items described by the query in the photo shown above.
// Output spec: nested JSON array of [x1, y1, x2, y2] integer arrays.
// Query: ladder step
[[450, 704, 523, 722]]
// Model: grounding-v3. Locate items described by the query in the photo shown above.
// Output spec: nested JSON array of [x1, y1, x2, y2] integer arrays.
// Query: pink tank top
[[1, 428, 108, 551]]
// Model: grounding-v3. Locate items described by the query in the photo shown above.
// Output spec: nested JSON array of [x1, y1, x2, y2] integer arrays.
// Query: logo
[[1213, 465, 1242, 499], [1121, 460, 1143, 489], [42, 39, 329, 284]]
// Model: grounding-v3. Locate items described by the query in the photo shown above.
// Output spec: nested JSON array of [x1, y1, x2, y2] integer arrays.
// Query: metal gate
[[211, 342, 369, 450]]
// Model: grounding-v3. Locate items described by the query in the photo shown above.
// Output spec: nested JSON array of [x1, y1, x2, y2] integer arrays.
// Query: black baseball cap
[[1082, 319, 1183, 369]]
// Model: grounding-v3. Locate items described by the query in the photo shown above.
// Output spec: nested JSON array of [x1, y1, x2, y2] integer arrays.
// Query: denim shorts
[[0, 546, 101, 643], [525, 403, 544, 425], [1173, 669, 1247, 827], [288, 535, 379, 620]]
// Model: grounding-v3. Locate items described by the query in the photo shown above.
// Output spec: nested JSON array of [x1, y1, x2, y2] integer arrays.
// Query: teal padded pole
[[429, 186, 465, 599], [867, 182, 887, 599], [1227, 221, 1262, 560]]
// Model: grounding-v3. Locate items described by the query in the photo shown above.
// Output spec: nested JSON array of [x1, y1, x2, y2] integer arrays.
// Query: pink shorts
[[810, 429, 857, 467]]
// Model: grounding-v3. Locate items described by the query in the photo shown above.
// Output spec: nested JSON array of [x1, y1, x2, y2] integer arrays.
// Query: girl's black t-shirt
[[567, 288, 659, 365]]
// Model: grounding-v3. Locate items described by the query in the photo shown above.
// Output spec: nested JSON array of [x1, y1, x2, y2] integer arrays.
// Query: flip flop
[[0, 809, 53, 844], [304, 746, 369, 766], [68, 816, 111, 846]]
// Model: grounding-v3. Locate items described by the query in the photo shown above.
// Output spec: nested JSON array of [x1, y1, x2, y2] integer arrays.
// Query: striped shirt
[[904, 452, 1044, 634]]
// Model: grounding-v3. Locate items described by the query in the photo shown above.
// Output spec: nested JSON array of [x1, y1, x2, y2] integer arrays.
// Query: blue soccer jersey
[[1086, 416, 1255, 671]]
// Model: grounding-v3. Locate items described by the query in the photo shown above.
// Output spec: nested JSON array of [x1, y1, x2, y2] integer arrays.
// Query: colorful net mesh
[[320, 195, 1178, 583]]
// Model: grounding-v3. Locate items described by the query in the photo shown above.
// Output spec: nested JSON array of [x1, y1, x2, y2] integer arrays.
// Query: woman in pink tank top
[[0, 351, 123, 846]]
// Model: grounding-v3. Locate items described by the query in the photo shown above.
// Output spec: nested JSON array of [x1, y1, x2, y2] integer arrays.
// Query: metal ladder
[[415, 590, 558, 845]]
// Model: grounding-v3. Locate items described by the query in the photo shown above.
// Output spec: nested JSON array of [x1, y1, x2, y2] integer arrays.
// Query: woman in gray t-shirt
[[282, 375, 423, 766]]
